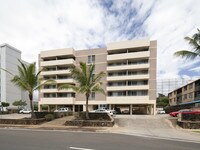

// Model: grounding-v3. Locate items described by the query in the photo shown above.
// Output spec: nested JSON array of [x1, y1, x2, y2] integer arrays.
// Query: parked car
[[157, 110, 166, 114], [114, 107, 121, 114], [122, 109, 130, 114], [90, 109, 114, 116], [169, 109, 200, 117], [54, 107, 70, 112], [19, 109, 31, 114]]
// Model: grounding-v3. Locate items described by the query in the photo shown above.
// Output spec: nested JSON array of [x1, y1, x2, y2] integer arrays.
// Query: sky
[[0, 0, 200, 81]]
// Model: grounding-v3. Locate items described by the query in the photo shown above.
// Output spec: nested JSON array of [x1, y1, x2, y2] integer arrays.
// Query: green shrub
[[44, 114, 54, 121]]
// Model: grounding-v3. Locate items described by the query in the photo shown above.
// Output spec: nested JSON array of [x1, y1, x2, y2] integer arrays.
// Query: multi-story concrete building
[[0, 44, 29, 108], [38, 39, 157, 115], [168, 79, 200, 106]]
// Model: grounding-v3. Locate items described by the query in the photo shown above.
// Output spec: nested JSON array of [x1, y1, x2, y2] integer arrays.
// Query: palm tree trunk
[[29, 93, 34, 118], [85, 93, 90, 120]]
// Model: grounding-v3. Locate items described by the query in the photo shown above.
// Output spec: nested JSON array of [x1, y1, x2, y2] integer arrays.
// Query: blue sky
[[0, 0, 200, 80]]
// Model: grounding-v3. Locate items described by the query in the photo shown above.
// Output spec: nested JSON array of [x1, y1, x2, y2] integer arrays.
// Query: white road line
[[69, 147, 95, 150]]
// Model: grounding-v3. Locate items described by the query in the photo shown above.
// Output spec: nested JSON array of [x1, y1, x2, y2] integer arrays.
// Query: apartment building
[[0, 44, 29, 108], [39, 39, 157, 115], [169, 79, 200, 106]]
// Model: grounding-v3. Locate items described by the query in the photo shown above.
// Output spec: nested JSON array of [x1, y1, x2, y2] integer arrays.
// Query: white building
[[0, 44, 29, 108]]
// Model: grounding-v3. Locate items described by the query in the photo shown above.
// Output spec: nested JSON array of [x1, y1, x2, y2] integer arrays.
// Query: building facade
[[38, 39, 157, 115], [169, 79, 200, 106], [0, 44, 29, 108]]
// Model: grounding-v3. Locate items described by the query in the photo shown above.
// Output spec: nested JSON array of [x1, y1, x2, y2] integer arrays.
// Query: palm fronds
[[174, 28, 200, 60], [174, 50, 199, 59]]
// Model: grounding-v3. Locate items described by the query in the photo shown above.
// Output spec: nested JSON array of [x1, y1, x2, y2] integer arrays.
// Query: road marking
[[69, 147, 95, 150]]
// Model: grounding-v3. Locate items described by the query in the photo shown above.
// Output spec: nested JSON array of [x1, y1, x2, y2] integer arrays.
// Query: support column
[[83, 105, 86, 111], [55, 105, 58, 110], [72, 105, 75, 112], [39, 105, 42, 112], [130, 104, 133, 115], [153, 104, 156, 115], [48, 105, 50, 112]]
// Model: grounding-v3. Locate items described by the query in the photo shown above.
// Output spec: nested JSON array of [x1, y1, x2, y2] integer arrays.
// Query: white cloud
[[0, 0, 199, 81], [143, 0, 200, 79]]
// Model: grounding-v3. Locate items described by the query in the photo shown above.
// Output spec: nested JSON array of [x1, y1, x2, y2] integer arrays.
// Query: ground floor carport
[[109, 104, 155, 115], [39, 104, 84, 112], [39, 103, 155, 115]]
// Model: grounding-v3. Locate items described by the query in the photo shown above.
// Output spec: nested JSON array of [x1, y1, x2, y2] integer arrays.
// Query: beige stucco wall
[[107, 39, 150, 51], [149, 41, 157, 101], [40, 48, 75, 58], [75, 48, 107, 102], [39, 39, 157, 112]]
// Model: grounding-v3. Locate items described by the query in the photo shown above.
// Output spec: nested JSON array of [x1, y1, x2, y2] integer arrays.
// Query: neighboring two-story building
[[38, 39, 157, 115], [168, 79, 200, 107]]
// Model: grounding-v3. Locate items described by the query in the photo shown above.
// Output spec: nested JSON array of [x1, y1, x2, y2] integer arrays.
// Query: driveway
[[0, 113, 31, 119], [111, 115, 200, 142]]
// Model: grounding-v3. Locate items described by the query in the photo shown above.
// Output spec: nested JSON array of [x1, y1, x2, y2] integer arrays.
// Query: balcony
[[106, 96, 150, 104], [55, 79, 75, 84], [107, 85, 149, 91], [107, 63, 149, 71], [40, 70, 70, 75], [40, 59, 75, 67], [40, 89, 74, 93], [107, 74, 149, 81], [107, 51, 150, 61], [39, 97, 75, 105]]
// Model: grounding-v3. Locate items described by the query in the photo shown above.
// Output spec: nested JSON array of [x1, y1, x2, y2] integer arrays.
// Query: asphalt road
[[0, 129, 199, 150]]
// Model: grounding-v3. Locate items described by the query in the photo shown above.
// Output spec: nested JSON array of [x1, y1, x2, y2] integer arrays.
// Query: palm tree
[[2, 60, 54, 116], [174, 28, 200, 59], [58, 62, 106, 119]]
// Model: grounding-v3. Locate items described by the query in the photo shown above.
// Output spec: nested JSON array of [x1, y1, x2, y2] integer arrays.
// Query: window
[[44, 93, 56, 98], [189, 93, 193, 98], [189, 83, 193, 89], [128, 91, 137, 96], [184, 94, 187, 100], [184, 86, 187, 91], [89, 92, 95, 100], [88, 55, 95, 64]]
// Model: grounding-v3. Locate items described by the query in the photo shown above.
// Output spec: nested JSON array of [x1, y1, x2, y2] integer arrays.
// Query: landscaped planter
[[65, 119, 114, 127], [33, 112, 73, 119], [177, 121, 200, 129], [177, 113, 200, 129], [0, 118, 45, 125], [65, 112, 114, 127]]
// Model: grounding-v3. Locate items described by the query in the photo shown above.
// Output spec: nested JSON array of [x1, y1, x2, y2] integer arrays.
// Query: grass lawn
[[193, 130, 200, 133]]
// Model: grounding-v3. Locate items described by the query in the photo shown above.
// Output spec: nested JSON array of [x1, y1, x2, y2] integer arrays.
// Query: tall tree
[[174, 28, 200, 59], [1, 60, 54, 116], [59, 62, 106, 119]]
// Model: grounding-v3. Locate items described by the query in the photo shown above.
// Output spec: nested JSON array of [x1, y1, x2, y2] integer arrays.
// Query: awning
[[179, 100, 200, 105]]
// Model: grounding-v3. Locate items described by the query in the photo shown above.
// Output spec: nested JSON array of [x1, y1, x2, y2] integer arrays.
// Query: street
[[0, 129, 199, 150]]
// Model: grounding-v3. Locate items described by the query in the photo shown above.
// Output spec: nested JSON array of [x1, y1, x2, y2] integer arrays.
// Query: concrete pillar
[[83, 105, 86, 111], [153, 104, 156, 115], [48, 105, 50, 112], [109, 104, 111, 110], [38, 105, 42, 112], [72, 105, 75, 112], [130, 104, 133, 115], [55, 105, 58, 110]]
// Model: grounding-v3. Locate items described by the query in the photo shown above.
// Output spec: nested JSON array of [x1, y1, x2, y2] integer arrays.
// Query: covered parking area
[[109, 104, 155, 115]]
